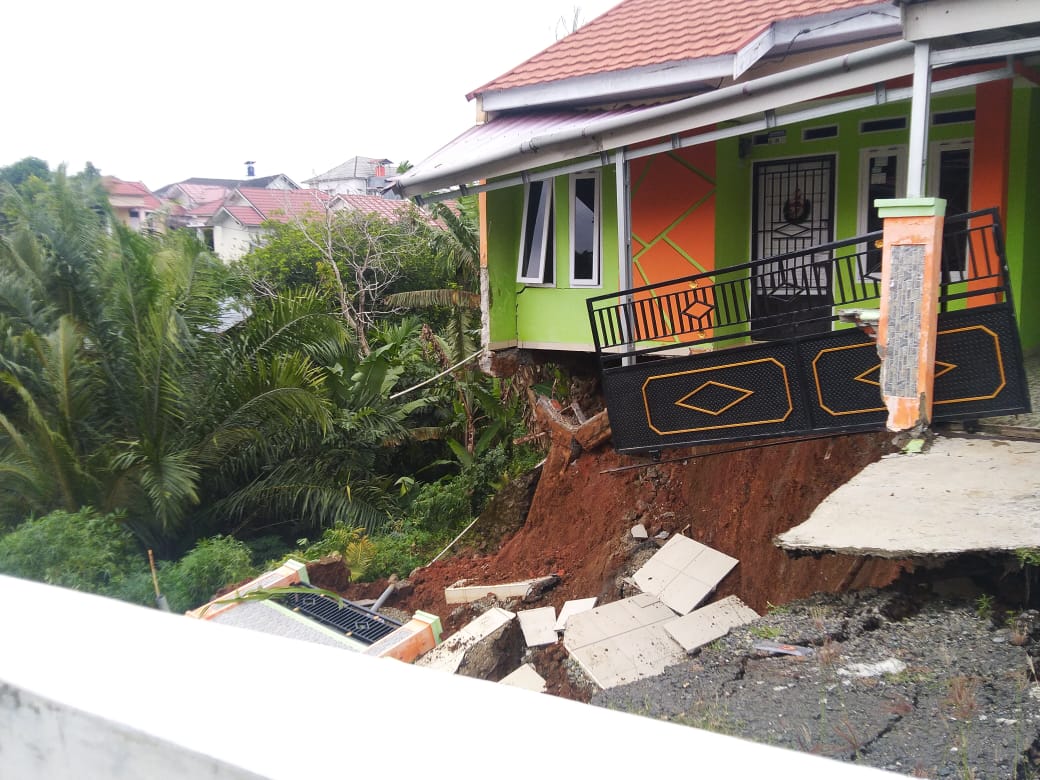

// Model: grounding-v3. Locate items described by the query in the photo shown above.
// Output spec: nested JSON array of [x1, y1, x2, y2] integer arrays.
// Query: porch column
[[874, 197, 946, 432], [615, 150, 634, 366]]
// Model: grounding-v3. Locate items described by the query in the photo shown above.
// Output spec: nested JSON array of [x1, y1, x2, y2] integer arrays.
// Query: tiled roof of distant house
[[101, 176, 161, 209], [469, 0, 883, 96], [337, 194, 415, 221], [224, 188, 331, 226]]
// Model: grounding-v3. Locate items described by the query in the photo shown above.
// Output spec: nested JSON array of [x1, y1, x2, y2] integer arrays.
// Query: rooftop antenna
[[244, 160, 256, 177]]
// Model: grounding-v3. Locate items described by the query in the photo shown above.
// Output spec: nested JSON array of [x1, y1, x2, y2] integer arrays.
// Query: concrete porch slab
[[415, 607, 515, 674], [776, 436, 1040, 558]]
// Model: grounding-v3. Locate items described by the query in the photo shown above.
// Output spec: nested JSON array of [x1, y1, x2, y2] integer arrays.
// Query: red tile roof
[[101, 177, 161, 209], [178, 183, 233, 207], [470, 0, 883, 96], [234, 188, 331, 224], [337, 194, 415, 221]]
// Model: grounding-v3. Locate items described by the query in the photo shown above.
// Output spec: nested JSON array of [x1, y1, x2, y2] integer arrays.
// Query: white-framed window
[[857, 145, 906, 279], [569, 172, 600, 287], [517, 180, 555, 285]]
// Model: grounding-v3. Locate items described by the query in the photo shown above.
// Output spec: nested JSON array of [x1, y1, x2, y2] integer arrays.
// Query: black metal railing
[[587, 209, 1009, 361]]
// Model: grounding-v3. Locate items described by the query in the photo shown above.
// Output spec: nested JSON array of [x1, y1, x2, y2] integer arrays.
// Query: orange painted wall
[[629, 144, 717, 344]]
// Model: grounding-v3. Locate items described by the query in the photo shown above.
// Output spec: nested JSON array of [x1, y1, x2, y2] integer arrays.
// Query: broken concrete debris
[[664, 595, 759, 654], [444, 574, 559, 605], [632, 535, 738, 615], [499, 663, 547, 693], [415, 607, 516, 675], [631, 523, 648, 540], [518, 606, 558, 647], [555, 598, 598, 632]]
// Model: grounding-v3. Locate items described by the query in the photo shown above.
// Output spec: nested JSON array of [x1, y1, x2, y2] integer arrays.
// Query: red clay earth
[[341, 431, 909, 698]]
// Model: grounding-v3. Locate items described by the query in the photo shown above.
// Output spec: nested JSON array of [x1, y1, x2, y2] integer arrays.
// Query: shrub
[[0, 508, 150, 603], [161, 535, 256, 612]]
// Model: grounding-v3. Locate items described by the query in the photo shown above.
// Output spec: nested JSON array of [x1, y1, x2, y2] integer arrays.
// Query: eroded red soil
[[346, 432, 908, 647]]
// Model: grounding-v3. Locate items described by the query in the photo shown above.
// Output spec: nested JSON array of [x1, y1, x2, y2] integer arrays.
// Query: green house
[[398, 0, 1040, 360]]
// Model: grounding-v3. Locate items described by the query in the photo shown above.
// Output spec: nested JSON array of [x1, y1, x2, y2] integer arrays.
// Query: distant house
[[155, 174, 300, 248], [101, 177, 164, 233], [305, 157, 400, 198], [209, 188, 332, 261]]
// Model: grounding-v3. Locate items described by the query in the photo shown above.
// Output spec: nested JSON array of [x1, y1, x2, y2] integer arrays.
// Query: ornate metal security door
[[751, 156, 835, 340]]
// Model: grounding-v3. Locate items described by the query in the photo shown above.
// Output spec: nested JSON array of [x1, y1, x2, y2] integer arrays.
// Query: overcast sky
[[2, 0, 619, 189]]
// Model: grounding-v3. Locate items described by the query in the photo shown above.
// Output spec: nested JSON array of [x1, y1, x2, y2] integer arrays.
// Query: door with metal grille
[[751, 155, 835, 339]]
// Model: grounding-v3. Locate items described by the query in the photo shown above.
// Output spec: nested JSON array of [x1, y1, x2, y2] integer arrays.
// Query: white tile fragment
[[632, 535, 738, 615], [444, 577, 546, 604], [517, 606, 558, 647], [631, 523, 648, 539], [664, 595, 760, 653], [554, 598, 598, 632], [499, 663, 547, 693]]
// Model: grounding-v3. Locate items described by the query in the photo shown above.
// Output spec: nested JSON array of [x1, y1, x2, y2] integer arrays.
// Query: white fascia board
[[902, 0, 1040, 41], [528, 42, 915, 164], [734, 4, 902, 78], [481, 55, 732, 113], [208, 207, 240, 228]]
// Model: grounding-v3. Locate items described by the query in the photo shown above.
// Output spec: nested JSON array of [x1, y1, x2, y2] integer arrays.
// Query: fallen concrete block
[[363, 610, 443, 663], [631, 523, 648, 540], [445, 576, 557, 605], [633, 535, 738, 615], [563, 594, 684, 689], [518, 607, 558, 647], [500, 663, 547, 693], [664, 595, 759, 653], [416, 607, 516, 675], [555, 598, 597, 632]]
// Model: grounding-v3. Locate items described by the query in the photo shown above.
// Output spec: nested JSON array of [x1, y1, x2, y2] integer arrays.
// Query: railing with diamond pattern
[[586, 209, 1009, 362]]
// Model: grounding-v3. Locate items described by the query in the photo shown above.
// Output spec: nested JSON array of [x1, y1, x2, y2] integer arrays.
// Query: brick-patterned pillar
[[874, 197, 946, 432]]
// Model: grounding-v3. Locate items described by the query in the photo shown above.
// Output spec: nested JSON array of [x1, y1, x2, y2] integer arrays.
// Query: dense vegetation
[[0, 160, 541, 610]]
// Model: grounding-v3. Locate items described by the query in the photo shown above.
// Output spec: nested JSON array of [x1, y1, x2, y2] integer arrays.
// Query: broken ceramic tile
[[499, 663, 547, 693], [631, 523, 648, 539], [664, 595, 759, 653], [518, 606, 558, 647], [554, 598, 597, 632], [632, 535, 737, 615]]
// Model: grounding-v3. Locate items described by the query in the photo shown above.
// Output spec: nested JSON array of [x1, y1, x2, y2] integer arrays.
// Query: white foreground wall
[[0, 575, 897, 779]]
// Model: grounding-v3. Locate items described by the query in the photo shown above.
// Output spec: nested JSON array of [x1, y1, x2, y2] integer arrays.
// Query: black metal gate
[[587, 209, 1030, 455]]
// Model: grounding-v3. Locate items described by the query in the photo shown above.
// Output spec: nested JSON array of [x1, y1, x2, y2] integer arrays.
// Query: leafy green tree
[[0, 157, 50, 190]]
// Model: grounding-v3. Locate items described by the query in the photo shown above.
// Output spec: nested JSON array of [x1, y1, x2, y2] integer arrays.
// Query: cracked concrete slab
[[776, 436, 1040, 557], [518, 606, 558, 647]]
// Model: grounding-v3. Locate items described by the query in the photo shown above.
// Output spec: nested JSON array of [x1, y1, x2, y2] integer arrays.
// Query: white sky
[[2, 0, 619, 190]]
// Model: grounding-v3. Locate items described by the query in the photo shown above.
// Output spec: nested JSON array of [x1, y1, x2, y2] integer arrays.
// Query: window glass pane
[[573, 177, 596, 281], [864, 154, 898, 276], [938, 148, 971, 276], [520, 181, 554, 282]]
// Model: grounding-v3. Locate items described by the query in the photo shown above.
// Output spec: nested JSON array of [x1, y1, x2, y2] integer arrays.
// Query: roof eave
[[480, 55, 733, 113], [397, 40, 916, 200]]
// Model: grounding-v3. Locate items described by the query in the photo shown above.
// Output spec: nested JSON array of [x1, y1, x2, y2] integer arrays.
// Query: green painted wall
[[486, 167, 619, 348], [1006, 86, 1040, 351], [486, 91, 1039, 350]]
